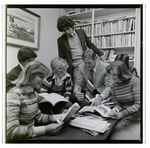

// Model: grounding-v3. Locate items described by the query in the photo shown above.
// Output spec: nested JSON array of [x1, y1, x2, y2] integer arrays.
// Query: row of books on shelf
[[73, 19, 90, 25], [75, 25, 92, 36], [99, 49, 134, 62], [100, 49, 116, 61], [68, 8, 92, 15], [94, 18, 135, 35], [93, 33, 135, 48]]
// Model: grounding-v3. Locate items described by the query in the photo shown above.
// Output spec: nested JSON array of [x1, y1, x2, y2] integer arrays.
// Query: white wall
[[7, 8, 61, 72]]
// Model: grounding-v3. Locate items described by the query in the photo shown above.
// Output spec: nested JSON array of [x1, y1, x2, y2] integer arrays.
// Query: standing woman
[[7, 61, 64, 141], [106, 61, 141, 140]]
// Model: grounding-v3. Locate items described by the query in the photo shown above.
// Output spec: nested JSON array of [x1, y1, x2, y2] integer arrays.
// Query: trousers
[[108, 119, 141, 140]]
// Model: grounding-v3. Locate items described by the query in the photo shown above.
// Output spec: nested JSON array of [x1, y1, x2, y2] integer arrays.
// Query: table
[[26, 118, 117, 143]]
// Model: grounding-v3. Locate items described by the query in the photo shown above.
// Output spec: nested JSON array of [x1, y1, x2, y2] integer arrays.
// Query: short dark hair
[[82, 49, 96, 60], [17, 46, 37, 63], [57, 15, 75, 32]]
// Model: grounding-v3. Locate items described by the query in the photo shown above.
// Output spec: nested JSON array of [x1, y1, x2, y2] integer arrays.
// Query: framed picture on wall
[[7, 8, 40, 49]]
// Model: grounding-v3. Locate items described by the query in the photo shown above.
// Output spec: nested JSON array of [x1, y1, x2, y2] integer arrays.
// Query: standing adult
[[57, 15, 103, 81], [74, 49, 111, 107], [7, 46, 37, 92]]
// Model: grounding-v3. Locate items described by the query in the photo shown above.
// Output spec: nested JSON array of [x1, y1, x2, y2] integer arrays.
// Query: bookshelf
[[64, 7, 141, 76]]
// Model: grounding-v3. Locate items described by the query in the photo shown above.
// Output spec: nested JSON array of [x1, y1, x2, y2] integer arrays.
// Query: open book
[[78, 104, 112, 118], [57, 102, 80, 123], [38, 93, 68, 107]]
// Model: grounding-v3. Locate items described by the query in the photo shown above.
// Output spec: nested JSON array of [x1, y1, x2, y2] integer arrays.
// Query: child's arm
[[41, 73, 53, 93], [63, 75, 73, 100]]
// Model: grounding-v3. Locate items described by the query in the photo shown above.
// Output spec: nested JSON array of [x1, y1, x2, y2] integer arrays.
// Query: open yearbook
[[38, 93, 68, 107], [77, 104, 112, 118]]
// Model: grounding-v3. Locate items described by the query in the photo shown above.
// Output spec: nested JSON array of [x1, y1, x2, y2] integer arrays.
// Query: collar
[[19, 63, 24, 70], [74, 30, 76, 36], [92, 61, 97, 73], [66, 29, 76, 38], [22, 85, 34, 93], [52, 72, 70, 81]]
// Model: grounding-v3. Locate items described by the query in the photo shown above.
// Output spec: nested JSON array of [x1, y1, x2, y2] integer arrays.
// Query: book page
[[59, 103, 80, 122], [94, 105, 112, 118], [38, 93, 68, 106], [78, 106, 96, 114], [77, 105, 112, 118], [70, 117, 100, 128]]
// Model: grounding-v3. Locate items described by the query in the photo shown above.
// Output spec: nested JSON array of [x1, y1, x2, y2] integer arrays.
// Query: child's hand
[[111, 112, 122, 120], [108, 107, 121, 119], [37, 94, 45, 103], [109, 107, 119, 116], [90, 96, 103, 106], [45, 122, 64, 135], [52, 114, 64, 123], [65, 96, 70, 101]]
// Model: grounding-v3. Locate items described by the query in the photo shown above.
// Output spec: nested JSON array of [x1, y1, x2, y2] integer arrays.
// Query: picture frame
[[7, 8, 40, 49]]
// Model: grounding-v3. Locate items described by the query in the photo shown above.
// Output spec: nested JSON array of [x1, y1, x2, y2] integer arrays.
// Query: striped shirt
[[7, 86, 54, 140], [41, 73, 73, 99], [111, 77, 140, 123]]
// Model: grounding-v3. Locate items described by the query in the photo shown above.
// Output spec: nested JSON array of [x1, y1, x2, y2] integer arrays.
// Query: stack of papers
[[80, 128, 99, 136], [69, 116, 111, 133]]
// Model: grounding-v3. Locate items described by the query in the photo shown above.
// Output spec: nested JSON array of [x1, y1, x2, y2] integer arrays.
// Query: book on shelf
[[38, 93, 68, 107], [94, 18, 135, 35], [109, 54, 117, 62], [77, 104, 112, 118], [107, 49, 115, 61], [68, 10, 76, 15], [94, 33, 135, 47], [75, 25, 92, 36], [103, 50, 110, 60], [129, 55, 134, 60], [74, 8, 92, 14], [73, 19, 89, 25], [100, 49, 115, 61], [57, 102, 80, 123]]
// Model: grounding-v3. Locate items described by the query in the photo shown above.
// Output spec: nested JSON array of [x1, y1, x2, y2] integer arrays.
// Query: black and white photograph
[[1, 3, 147, 146], [7, 8, 40, 49]]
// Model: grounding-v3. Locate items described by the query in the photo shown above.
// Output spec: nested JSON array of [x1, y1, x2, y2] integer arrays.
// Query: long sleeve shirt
[[111, 77, 140, 123], [57, 29, 103, 76], [7, 86, 54, 140], [74, 60, 111, 99], [41, 73, 73, 99]]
